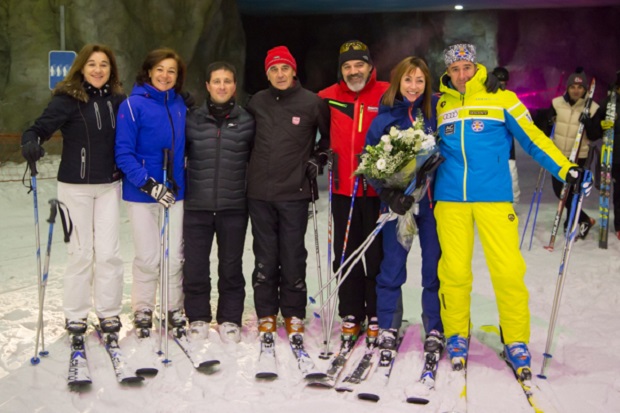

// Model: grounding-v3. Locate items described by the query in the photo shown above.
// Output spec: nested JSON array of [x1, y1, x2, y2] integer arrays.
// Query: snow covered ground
[[1, 150, 619, 413]]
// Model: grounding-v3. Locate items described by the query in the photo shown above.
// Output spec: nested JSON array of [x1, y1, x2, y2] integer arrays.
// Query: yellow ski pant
[[434, 201, 530, 344]]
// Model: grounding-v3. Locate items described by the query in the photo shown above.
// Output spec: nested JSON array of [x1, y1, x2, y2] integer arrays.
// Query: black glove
[[565, 166, 583, 185], [180, 91, 196, 108], [305, 157, 320, 181], [379, 188, 414, 215], [21, 136, 45, 164], [579, 112, 592, 127], [485, 73, 500, 94], [140, 177, 175, 207], [305, 152, 328, 181]]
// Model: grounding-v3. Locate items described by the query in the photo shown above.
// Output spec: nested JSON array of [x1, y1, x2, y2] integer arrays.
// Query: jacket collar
[[131, 83, 178, 103], [268, 79, 300, 99], [439, 63, 488, 99]]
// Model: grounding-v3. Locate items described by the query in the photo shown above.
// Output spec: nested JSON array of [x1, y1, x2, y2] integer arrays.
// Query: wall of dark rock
[[0, 0, 246, 132]]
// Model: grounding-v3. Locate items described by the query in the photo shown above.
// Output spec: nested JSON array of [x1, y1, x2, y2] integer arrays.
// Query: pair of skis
[[68, 327, 150, 387], [256, 331, 326, 380], [598, 88, 616, 249]]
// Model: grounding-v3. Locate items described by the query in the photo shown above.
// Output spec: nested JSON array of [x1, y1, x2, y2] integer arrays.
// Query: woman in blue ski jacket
[[115, 48, 187, 335], [365, 56, 444, 352]]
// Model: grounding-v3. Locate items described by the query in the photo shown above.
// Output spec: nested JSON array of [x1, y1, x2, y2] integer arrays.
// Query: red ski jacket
[[318, 71, 389, 197]]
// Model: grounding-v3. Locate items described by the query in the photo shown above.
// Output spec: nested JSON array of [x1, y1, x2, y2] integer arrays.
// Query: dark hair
[[206, 61, 237, 83], [53, 43, 123, 101], [136, 48, 186, 94], [382, 56, 433, 120]]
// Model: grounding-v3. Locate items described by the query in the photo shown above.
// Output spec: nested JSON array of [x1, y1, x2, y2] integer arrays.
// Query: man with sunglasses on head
[[318, 40, 389, 345]]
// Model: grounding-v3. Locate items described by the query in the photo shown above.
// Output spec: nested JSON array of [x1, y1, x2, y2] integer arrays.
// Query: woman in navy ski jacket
[[115, 48, 187, 334], [21, 43, 125, 335], [365, 56, 444, 351]]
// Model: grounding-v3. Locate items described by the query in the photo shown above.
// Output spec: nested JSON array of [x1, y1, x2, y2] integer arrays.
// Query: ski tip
[[121, 376, 145, 384], [306, 380, 333, 389], [197, 360, 220, 371], [30, 356, 41, 365], [39, 350, 50, 357], [68, 380, 92, 388], [357, 393, 380, 402], [305, 372, 327, 380], [318, 352, 332, 360], [309, 297, 316, 304], [256, 371, 278, 380], [406, 397, 430, 405], [136, 367, 159, 377]]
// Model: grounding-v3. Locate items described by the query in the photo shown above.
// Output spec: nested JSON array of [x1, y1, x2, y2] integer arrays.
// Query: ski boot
[[133, 308, 153, 338], [504, 342, 532, 381], [446, 335, 469, 371]]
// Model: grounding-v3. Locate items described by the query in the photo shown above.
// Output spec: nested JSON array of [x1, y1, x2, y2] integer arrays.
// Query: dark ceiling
[[237, 0, 620, 15]]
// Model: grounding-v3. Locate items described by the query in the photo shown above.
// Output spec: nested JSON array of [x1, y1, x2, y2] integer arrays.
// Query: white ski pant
[[57, 181, 124, 321], [126, 201, 184, 313]]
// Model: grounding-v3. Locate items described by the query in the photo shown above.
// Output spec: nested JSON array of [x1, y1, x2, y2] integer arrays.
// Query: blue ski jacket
[[115, 83, 186, 203]]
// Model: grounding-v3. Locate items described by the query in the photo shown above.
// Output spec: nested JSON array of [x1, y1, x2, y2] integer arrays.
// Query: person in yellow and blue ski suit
[[434, 42, 581, 379]]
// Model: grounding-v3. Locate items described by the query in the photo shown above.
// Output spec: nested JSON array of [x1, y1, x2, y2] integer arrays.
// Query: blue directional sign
[[49, 50, 76, 90]]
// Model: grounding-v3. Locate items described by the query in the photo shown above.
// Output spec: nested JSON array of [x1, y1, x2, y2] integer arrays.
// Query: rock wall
[[0, 0, 246, 132]]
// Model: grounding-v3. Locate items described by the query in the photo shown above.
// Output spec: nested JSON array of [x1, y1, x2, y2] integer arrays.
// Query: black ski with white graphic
[[256, 332, 277, 379], [289, 333, 326, 380], [357, 330, 406, 402], [307, 333, 361, 388], [170, 326, 220, 371], [67, 334, 92, 386], [406, 344, 443, 404], [95, 327, 144, 384], [334, 338, 379, 392]]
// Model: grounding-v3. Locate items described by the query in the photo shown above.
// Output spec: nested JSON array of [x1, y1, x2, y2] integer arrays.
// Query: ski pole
[[539, 171, 592, 379], [319, 174, 358, 358], [27, 160, 48, 361], [520, 167, 546, 250], [158, 149, 172, 364], [31, 199, 59, 364], [599, 88, 616, 249], [527, 169, 546, 251]]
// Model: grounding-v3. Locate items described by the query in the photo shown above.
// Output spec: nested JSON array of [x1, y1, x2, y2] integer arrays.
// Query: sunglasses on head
[[340, 41, 368, 54]]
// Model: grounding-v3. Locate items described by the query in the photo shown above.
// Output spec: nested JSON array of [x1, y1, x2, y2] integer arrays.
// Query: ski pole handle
[[29, 160, 38, 177], [163, 149, 169, 173], [47, 199, 58, 224]]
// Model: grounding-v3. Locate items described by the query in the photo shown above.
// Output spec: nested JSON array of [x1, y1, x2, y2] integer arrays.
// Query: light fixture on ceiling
[[455, 4, 464, 10]]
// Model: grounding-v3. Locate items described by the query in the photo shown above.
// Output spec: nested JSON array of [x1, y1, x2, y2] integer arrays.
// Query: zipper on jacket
[[164, 93, 176, 187], [358, 103, 364, 132], [460, 95, 467, 201], [214, 127, 222, 209], [94, 102, 102, 130], [107, 101, 115, 129], [80, 147, 86, 179]]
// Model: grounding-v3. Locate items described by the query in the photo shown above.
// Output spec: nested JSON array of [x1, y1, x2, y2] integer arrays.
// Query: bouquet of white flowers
[[355, 109, 438, 249]]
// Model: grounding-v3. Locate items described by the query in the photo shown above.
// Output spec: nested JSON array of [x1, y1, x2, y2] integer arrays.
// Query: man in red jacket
[[318, 40, 389, 342]]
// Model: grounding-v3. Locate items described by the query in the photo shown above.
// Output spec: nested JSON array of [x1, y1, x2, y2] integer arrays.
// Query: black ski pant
[[249, 199, 309, 319], [551, 157, 591, 228], [183, 209, 248, 326], [331, 194, 382, 324]]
